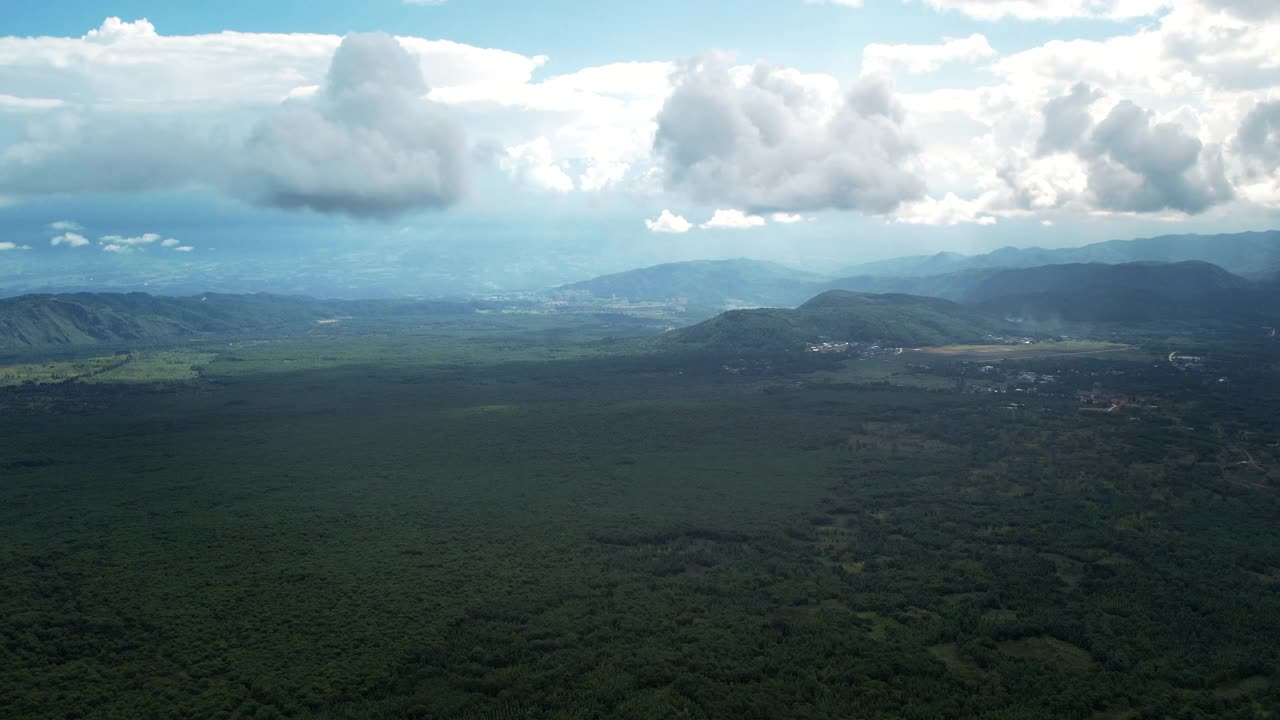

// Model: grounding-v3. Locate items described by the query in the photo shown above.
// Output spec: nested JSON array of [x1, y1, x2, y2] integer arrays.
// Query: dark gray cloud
[[1200, 0, 1280, 20], [237, 32, 467, 218], [1037, 83, 1101, 156], [1234, 100, 1280, 177], [0, 32, 467, 220], [0, 114, 226, 196], [1084, 100, 1233, 214], [1011, 89, 1235, 215], [653, 59, 923, 214]]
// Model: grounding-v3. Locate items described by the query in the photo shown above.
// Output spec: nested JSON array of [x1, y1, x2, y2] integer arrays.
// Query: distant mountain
[[839, 230, 1280, 278], [953, 262, 1280, 327], [668, 290, 999, 353], [960, 261, 1249, 303], [557, 259, 828, 309], [830, 261, 1252, 304], [0, 293, 475, 350]]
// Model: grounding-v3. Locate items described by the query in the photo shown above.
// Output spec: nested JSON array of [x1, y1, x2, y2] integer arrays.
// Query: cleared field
[[81, 350, 218, 384], [914, 340, 1137, 360], [0, 354, 129, 387]]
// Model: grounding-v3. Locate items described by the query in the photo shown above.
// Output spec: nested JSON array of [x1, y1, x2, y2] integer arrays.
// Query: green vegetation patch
[[1213, 675, 1270, 699], [0, 354, 128, 386], [81, 350, 218, 384], [998, 636, 1099, 673], [917, 340, 1136, 359]]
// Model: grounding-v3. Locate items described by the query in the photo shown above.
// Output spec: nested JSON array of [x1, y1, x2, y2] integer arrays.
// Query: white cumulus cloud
[[862, 34, 996, 76], [499, 137, 575, 193], [655, 58, 924, 214], [700, 209, 768, 229], [645, 210, 692, 233], [771, 212, 809, 223], [916, 0, 1169, 21], [51, 232, 90, 247]]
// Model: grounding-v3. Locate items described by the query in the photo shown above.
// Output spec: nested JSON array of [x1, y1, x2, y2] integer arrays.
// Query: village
[[806, 340, 905, 359]]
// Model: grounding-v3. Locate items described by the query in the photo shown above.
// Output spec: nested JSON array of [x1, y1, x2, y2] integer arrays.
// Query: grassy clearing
[[916, 340, 1137, 360], [82, 350, 218, 384], [0, 354, 128, 386], [1213, 675, 1269, 699], [998, 636, 1099, 672], [929, 643, 985, 679], [810, 356, 957, 389], [854, 611, 901, 641]]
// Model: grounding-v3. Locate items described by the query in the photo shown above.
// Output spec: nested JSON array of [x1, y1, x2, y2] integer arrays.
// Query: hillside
[[830, 261, 1253, 304], [668, 290, 999, 353], [557, 259, 828, 309], [961, 261, 1249, 303], [839, 230, 1280, 278], [0, 293, 475, 350]]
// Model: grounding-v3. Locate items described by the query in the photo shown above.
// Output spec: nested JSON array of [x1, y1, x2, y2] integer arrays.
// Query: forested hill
[[668, 290, 999, 353], [959, 261, 1249, 303], [838, 230, 1280, 277], [0, 293, 474, 350], [830, 260, 1253, 304], [556, 259, 827, 309]]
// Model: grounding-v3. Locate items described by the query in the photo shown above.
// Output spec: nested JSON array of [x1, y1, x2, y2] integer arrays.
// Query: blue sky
[[1, 0, 1278, 297]]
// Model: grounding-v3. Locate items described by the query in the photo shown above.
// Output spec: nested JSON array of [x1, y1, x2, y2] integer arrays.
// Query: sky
[[2, 0, 1280, 296]]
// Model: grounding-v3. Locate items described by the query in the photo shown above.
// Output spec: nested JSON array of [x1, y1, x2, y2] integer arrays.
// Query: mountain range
[[4, 229, 1279, 353], [668, 290, 999, 353], [558, 231, 1280, 319], [0, 293, 474, 351], [557, 259, 828, 309], [837, 230, 1280, 278]]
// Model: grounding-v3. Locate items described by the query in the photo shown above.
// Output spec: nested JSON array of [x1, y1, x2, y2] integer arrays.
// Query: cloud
[[991, 90, 1234, 215], [861, 34, 996, 76], [3, 7, 1280, 227], [1201, 0, 1280, 20], [700, 209, 767, 229], [896, 193, 1000, 225], [915, 0, 1169, 21], [1084, 100, 1234, 214], [0, 18, 543, 111], [85, 17, 158, 42], [644, 210, 692, 233], [100, 233, 162, 247], [770, 212, 809, 223], [0, 241, 31, 251], [0, 19, 658, 212], [654, 58, 923, 214], [0, 95, 64, 112], [50, 232, 90, 247], [1037, 83, 1102, 156], [49, 220, 82, 231], [0, 25, 476, 219], [95, 232, 195, 254], [238, 32, 467, 217], [0, 113, 226, 197], [499, 137, 574, 192], [1234, 100, 1280, 177]]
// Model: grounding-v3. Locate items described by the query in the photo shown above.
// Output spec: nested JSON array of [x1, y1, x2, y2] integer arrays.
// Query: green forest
[[1, 314, 1278, 719]]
